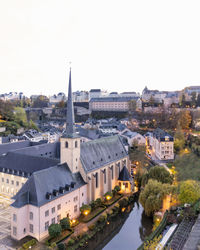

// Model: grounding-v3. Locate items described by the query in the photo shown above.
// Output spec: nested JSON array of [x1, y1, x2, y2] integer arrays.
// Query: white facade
[[11, 185, 87, 241]]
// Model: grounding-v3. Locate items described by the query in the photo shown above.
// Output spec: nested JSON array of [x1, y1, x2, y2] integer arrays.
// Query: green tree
[[32, 95, 49, 108], [174, 127, 186, 153], [178, 180, 200, 204], [48, 223, 62, 238], [139, 179, 173, 216], [14, 107, 28, 128], [0, 100, 14, 121], [191, 91, 197, 106], [141, 166, 173, 186], [178, 110, 192, 130], [60, 217, 70, 230], [179, 94, 186, 107]]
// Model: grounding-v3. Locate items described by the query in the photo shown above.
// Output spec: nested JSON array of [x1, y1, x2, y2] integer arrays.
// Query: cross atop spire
[[63, 68, 79, 138]]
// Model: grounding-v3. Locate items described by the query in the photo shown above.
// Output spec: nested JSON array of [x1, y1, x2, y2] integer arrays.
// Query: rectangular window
[[16, 181, 19, 186], [2, 178, 4, 182], [104, 169, 106, 184], [73, 196, 78, 202], [29, 224, 33, 233], [29, 212, 33, 220], [11, 180, 14, 185], [45, 221, 49, 231], [6, 179, 9, 184], [96, 173, 98, 188], [57, 204, 61, 210], [111, 166, 113, 180], [52, 207, 55, 213], [13, 226, 17, 236], [125, 183, 128, 188], [45, 210, 49, 217], [57, 214, 61, 222], [74, 205, 78, 213], [51, 218, 55, 224], [13, 214, 17, 222]]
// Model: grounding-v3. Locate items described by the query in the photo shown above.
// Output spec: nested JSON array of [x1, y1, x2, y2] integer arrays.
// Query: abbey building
[[9, 69, 132, 241]]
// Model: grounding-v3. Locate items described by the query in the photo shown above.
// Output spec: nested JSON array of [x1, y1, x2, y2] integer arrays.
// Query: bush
[[67, 239, 75, 246], [104, 191, 113, 200], [57, 242, 66, 250], [48, 224, 62, 238], [88, 223, 96, 231], [80, 204, 91, 215], [60, 217, 70, 230], [22, 239, 37, 249], [50, 242, 56, 248]]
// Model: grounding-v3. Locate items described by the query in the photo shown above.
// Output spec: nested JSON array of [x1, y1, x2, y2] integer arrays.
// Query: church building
[[10, 69, 132, 241]]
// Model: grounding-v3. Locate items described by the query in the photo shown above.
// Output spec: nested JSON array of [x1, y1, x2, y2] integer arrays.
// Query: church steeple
[[66, 68, 75, 135], [60, 67, 80, 173], [63, 68, 78, 138]]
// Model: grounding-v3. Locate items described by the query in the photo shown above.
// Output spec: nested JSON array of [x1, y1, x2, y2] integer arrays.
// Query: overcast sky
[[1, 0, 200, 97]]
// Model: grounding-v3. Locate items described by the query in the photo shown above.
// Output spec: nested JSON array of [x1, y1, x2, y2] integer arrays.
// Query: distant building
[[89, 96, 139, 112], [145, 128, 174, 161], [73, 91, 89, 102], [121, 129, 145, 146], [89, 89, 102, 100], [49, 93, 66, 104]]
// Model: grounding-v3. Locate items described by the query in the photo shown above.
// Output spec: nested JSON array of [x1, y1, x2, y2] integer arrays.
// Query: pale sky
[[1, 0, 200, 97]]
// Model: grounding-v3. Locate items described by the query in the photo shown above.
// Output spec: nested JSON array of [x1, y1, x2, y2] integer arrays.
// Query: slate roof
[[0, 152, 59, 177], [153, 128, 173, 142], [12, 164, 86, 208], [13, 142, 60, 159], [118, 166, 132, 181], [80, 135, 128, 173], [0, 140, 31, 156], [77, 127, 100, 140], [122, 130, 139, 139]]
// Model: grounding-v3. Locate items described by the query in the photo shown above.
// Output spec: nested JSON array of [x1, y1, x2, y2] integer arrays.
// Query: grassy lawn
[[174, 152, 200, 181], [103, 194, 122, 206], [80, 206, 106, 223]]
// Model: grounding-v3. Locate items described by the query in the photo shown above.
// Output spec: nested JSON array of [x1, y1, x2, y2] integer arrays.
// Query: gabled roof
[[77, 128, 100, 140], [13, 142, 60, 159], [0, 140, 31, 156], [0, 152, 59, 176], [12, 164, 86, 208], [118, 166, 132, 181], [80, 135, 128, 173], [153, 128, 173, 141]]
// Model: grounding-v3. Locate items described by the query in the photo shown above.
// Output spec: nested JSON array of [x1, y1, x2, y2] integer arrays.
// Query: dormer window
[[71, 182, 76, 188], [65, 141, 68, 148], [53, 189, 58, 196], [65, 184, 70, 191], [93, 161, 95, 165], [2, 168, 5, 172], [7, 169, 9, 173], [59, 187, 65, 194]]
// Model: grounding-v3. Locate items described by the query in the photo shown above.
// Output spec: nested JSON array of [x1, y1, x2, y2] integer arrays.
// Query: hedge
[[22, 239, 37, 249], [81, 206, 106, 223], [103, 194, 122, 207], [46, 229, 74, 246]]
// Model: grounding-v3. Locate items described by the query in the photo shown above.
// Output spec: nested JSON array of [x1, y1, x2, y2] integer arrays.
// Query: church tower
[[60, 68, 80, 173]]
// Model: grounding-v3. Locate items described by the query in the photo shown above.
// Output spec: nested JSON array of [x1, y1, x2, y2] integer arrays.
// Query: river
[[102, 202, 153, 250]]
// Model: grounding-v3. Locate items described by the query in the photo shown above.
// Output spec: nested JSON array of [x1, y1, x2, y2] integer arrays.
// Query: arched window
[[65, 141, 68, 148], [75, 141, 78, 148]]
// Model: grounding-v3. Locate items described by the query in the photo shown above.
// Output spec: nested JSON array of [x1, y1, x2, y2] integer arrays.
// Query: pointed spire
[[62, 67, 78, 138]]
